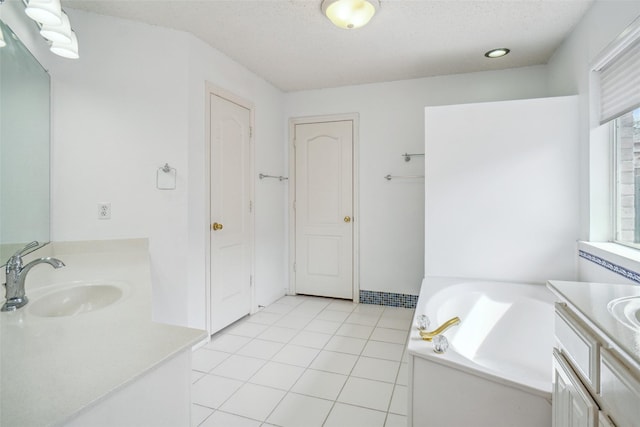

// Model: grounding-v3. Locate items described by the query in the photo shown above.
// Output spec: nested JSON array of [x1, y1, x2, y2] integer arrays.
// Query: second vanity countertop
[[0, 239, 207, 427], [547, 280, 640, 368]]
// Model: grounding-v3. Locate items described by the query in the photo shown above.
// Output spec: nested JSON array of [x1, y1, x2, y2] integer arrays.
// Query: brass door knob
[[212, 222, 223, 231], [344, 216, 351, 223]]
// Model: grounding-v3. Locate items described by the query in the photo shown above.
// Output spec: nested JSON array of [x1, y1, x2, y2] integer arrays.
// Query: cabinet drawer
[[600, 349, 640, 427], [555, 303, 599, 391]]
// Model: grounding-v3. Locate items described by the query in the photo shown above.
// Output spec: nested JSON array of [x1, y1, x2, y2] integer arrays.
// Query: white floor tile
[[226, 321, 269, 338], [277, 296, 307, 306], [219, 383, 286, 421], [291, 369, 348, 400], [191, 404, 214, 427], [376, 316, 411, 330], [192, 349, 231, 373], [257, 326, 299, 343], [385, 413, 408, 427], [370, 327, 409, 345], [245, 311, 283, 326], [261, 302, 294, 315], [324, 403, 387, 427], [199, 410, 262, 427], [396, 363, 408, 386], [205, 334, 252, 353], [381, 306, 414, 319], [324, 335, 367, 355], [272, 344, 321, 367], [353, 304, 386, 314], [192, 370, 206, 384], [289, 330, 332, 349], [361, 341, 405, 361], [192, 295, 414, 427], [191, 375, 244, 409], [389, 385, 407, 415], [309, 350, 358, 375], [325, 300, 357, 312], [351, 356, 400, 383], [267, 392, 333, 427], [249, 361, 305, 390], [304, 318, 342, 335], [337, 377, 394, 411], [346, 312, 381, 326], [236, 339, 285, 360], [210, 354, 266, 381], [315, 309, 351, 323], [335, 323, 374, 339], [273, 314, 314, 330]]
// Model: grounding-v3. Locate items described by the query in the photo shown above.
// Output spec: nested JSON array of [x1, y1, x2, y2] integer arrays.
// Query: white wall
[[285, 66, 549, 296], [1, 6, 286, 329], [547, 0, 640, 283], [425, 96, 580, 284]]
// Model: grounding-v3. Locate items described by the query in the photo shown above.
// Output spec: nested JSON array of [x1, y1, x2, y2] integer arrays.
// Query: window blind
[[597, 34, 640, 124]]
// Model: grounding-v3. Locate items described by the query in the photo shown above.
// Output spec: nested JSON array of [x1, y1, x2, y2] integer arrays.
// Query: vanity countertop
[[547, 280, 640, 368], [0, 239, 207, 427]]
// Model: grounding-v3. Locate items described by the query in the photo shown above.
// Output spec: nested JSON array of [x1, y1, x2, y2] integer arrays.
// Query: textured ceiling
[[64, 0, 594, 92]]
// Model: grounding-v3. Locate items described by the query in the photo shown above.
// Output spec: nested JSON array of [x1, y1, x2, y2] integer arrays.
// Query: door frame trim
[[288, 113, 360, 302], [205, 82, 256, 335]]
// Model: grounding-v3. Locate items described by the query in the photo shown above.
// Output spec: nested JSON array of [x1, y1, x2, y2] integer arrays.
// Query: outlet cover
[[98, 203, 111, 220]]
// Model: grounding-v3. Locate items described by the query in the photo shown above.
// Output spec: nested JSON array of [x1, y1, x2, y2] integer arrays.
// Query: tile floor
[[191, 295, 414, 427]]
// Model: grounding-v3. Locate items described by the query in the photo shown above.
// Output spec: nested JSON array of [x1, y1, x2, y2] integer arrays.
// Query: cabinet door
[[553, 349, 598, 427]]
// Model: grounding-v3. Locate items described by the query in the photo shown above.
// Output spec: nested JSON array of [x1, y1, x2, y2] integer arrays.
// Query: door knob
[[212, 222, 223, 231], [344, 216, 351, 223]]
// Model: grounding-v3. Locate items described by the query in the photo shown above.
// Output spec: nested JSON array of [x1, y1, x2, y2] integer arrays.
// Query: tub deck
[[407, 276, 555, 427]]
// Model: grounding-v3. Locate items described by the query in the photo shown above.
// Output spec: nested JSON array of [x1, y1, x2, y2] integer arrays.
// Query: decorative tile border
[[579, 250, 640, 284], [359, 290, 418, 308]]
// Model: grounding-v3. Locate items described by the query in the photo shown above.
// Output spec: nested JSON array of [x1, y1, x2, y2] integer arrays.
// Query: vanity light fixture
[[40, 11, 72, 43], [0, 0, 80, 58], [50, 29, 78, 59], [484, 48, 510, 58], [322, 0, 380, 29], [25, 0, 63, 26]]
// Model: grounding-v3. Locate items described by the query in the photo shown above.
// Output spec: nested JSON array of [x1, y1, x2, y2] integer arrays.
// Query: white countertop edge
[[546, 280, 640, 371], [58, 327, 208, 427]]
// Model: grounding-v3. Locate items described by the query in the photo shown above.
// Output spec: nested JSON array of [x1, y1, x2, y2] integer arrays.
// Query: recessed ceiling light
[[484, 48, 510, 58]]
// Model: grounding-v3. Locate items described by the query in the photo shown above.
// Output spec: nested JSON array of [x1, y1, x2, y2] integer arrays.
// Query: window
[[593, 16, 640, 246], [614, 107, 640, 246]]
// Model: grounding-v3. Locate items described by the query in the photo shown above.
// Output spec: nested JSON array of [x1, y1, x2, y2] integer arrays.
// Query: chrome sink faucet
[[1, 241, 65, 312]]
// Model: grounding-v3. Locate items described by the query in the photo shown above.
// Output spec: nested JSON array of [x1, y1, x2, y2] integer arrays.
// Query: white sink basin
[[29, 282, 126, 318], [607, 296, 640, 331]]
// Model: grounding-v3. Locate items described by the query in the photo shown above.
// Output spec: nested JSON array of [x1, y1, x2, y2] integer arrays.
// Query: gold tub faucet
[[419, 316, 461, 341]]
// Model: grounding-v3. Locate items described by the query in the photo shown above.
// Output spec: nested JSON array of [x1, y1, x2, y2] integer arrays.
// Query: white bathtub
[[407, 276, 556, 427]]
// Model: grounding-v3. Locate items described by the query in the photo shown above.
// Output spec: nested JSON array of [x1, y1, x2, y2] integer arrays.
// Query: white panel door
[[294, 120, 353, 299], [209, 93, 252, 334]]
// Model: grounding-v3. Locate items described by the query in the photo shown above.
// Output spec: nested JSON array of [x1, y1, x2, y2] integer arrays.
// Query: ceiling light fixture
[[484, 48, 510, 58], [322, 0, 380, 30]]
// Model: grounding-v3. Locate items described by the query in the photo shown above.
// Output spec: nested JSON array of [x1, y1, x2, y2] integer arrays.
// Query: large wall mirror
[[0, 19, 50, 265]]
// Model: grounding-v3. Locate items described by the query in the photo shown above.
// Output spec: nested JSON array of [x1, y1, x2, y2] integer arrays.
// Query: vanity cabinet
[[552, 349, 598, 427], [552, 302, 640, 427]]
